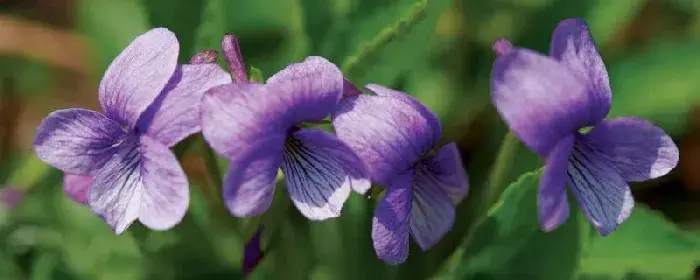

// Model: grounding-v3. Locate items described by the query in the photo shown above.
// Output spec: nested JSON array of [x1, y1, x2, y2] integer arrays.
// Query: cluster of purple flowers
[[32, 18, 678, 265]]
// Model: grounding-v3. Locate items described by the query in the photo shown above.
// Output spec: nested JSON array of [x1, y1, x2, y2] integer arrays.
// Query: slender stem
[[201, 136, 223, 195], [340, 0, 427, 78], [481, 131, 519, 210], [457, 131, 520, 258]]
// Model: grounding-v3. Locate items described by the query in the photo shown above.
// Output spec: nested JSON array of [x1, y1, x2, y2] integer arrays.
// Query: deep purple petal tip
[[243, 226, 265, 275]]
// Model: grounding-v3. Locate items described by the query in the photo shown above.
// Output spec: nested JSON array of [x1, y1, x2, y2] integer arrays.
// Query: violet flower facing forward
[[332, 84, 468, 264], [33, 28, 230, 233], [201, 56, 370, 220], [491, 18, 679, 236]]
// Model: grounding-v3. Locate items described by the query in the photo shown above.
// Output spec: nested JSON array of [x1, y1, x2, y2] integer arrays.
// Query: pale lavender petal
[[221, 34, 248, 83], [332, 90, 440, 187], [190, 49, 218, 64], [410, 164, 456, 250], [281, 129, 368, 220], [491, 48, 597, 156], [550, 18, 611, 121], [365, 84, 442, 140], [581, 117, 679, 182], [372, 174, 413, 265], [418, 143, 468, 204], [63, 174, 92, 205], [89, 135, 189, 234], [223, 141, 283, 217], [137, 135, 189, 230], [34, 108, 127, 175], [201, 83, 288, 160], [89, 137, 141, 234], [98, 28, 179, 127], [137, 63, 230, 147], [265, 56, 344, 123], [539, 134, 574, 232], [567, 140, 634, 236]]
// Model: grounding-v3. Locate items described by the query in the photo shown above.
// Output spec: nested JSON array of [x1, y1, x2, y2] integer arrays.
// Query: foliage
[[1, 0, 700, 279]]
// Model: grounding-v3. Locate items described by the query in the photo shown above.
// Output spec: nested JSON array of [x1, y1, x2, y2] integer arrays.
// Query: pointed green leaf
[[340, 0, 428, 77], [456, 170, 584, 280], [608, 40, 700, 135], [249, 67, 264, 83], [579, 207, 700, 279]]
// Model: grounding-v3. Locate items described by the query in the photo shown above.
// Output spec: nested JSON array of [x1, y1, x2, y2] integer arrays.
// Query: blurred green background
[[1, 0, 700, 279]]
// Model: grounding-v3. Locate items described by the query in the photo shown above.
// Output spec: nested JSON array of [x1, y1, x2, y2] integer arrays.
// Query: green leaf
[[78, 0, 150, 76], [340, 0, 427, 77], [456, 170, 584, 280], [249, 67, 264, 83], [193, 0, 308, 74], [584, 0, 644, 46], [579, 207, 700, 279], [142, 0, 205, 60], [608, 39, 700, 135]]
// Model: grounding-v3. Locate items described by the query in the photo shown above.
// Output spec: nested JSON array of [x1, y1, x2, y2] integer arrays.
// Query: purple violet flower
[[33, 28, 230, 234], [491, 18, 679, 235], [331, 84, 469, 264], [60, 43, 226, 208], [243, 226, 265, 275], [201, 56, 370, 220], [1, 187, 24, 209]]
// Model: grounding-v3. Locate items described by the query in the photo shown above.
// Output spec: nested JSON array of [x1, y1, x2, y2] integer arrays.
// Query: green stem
[[340, 0, 427, 78], [201, 137, 223, 195], [481, 131, 519, 211], [456, 131, 520, 259]]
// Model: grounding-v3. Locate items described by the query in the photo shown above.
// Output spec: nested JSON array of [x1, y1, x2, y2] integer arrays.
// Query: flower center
[[578, 126, 594, 135]]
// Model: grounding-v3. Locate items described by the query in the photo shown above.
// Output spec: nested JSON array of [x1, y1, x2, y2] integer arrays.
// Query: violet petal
[[201, 83, 288, 160], [372, 174, 412, 265], [223, 142, 282, 217], [567, 140, 634, 236], [550, 18, 611, 121], [491, 48, 594, 156], [419, 143, 468, 204], [89, 135, 189, 234], [281, 129, 368, 220], [243, 226, 265, 275], [63, 174, 92, 205], [34, 108, 127, 175], [98, 28, 179, 128], [409, 164, 456, 251], [581, 117, 679, 182], [265, 56, 344, 123], [539, 134, 574, 232], [332, 88, 440, 187], [138, 63, 230, 147]]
